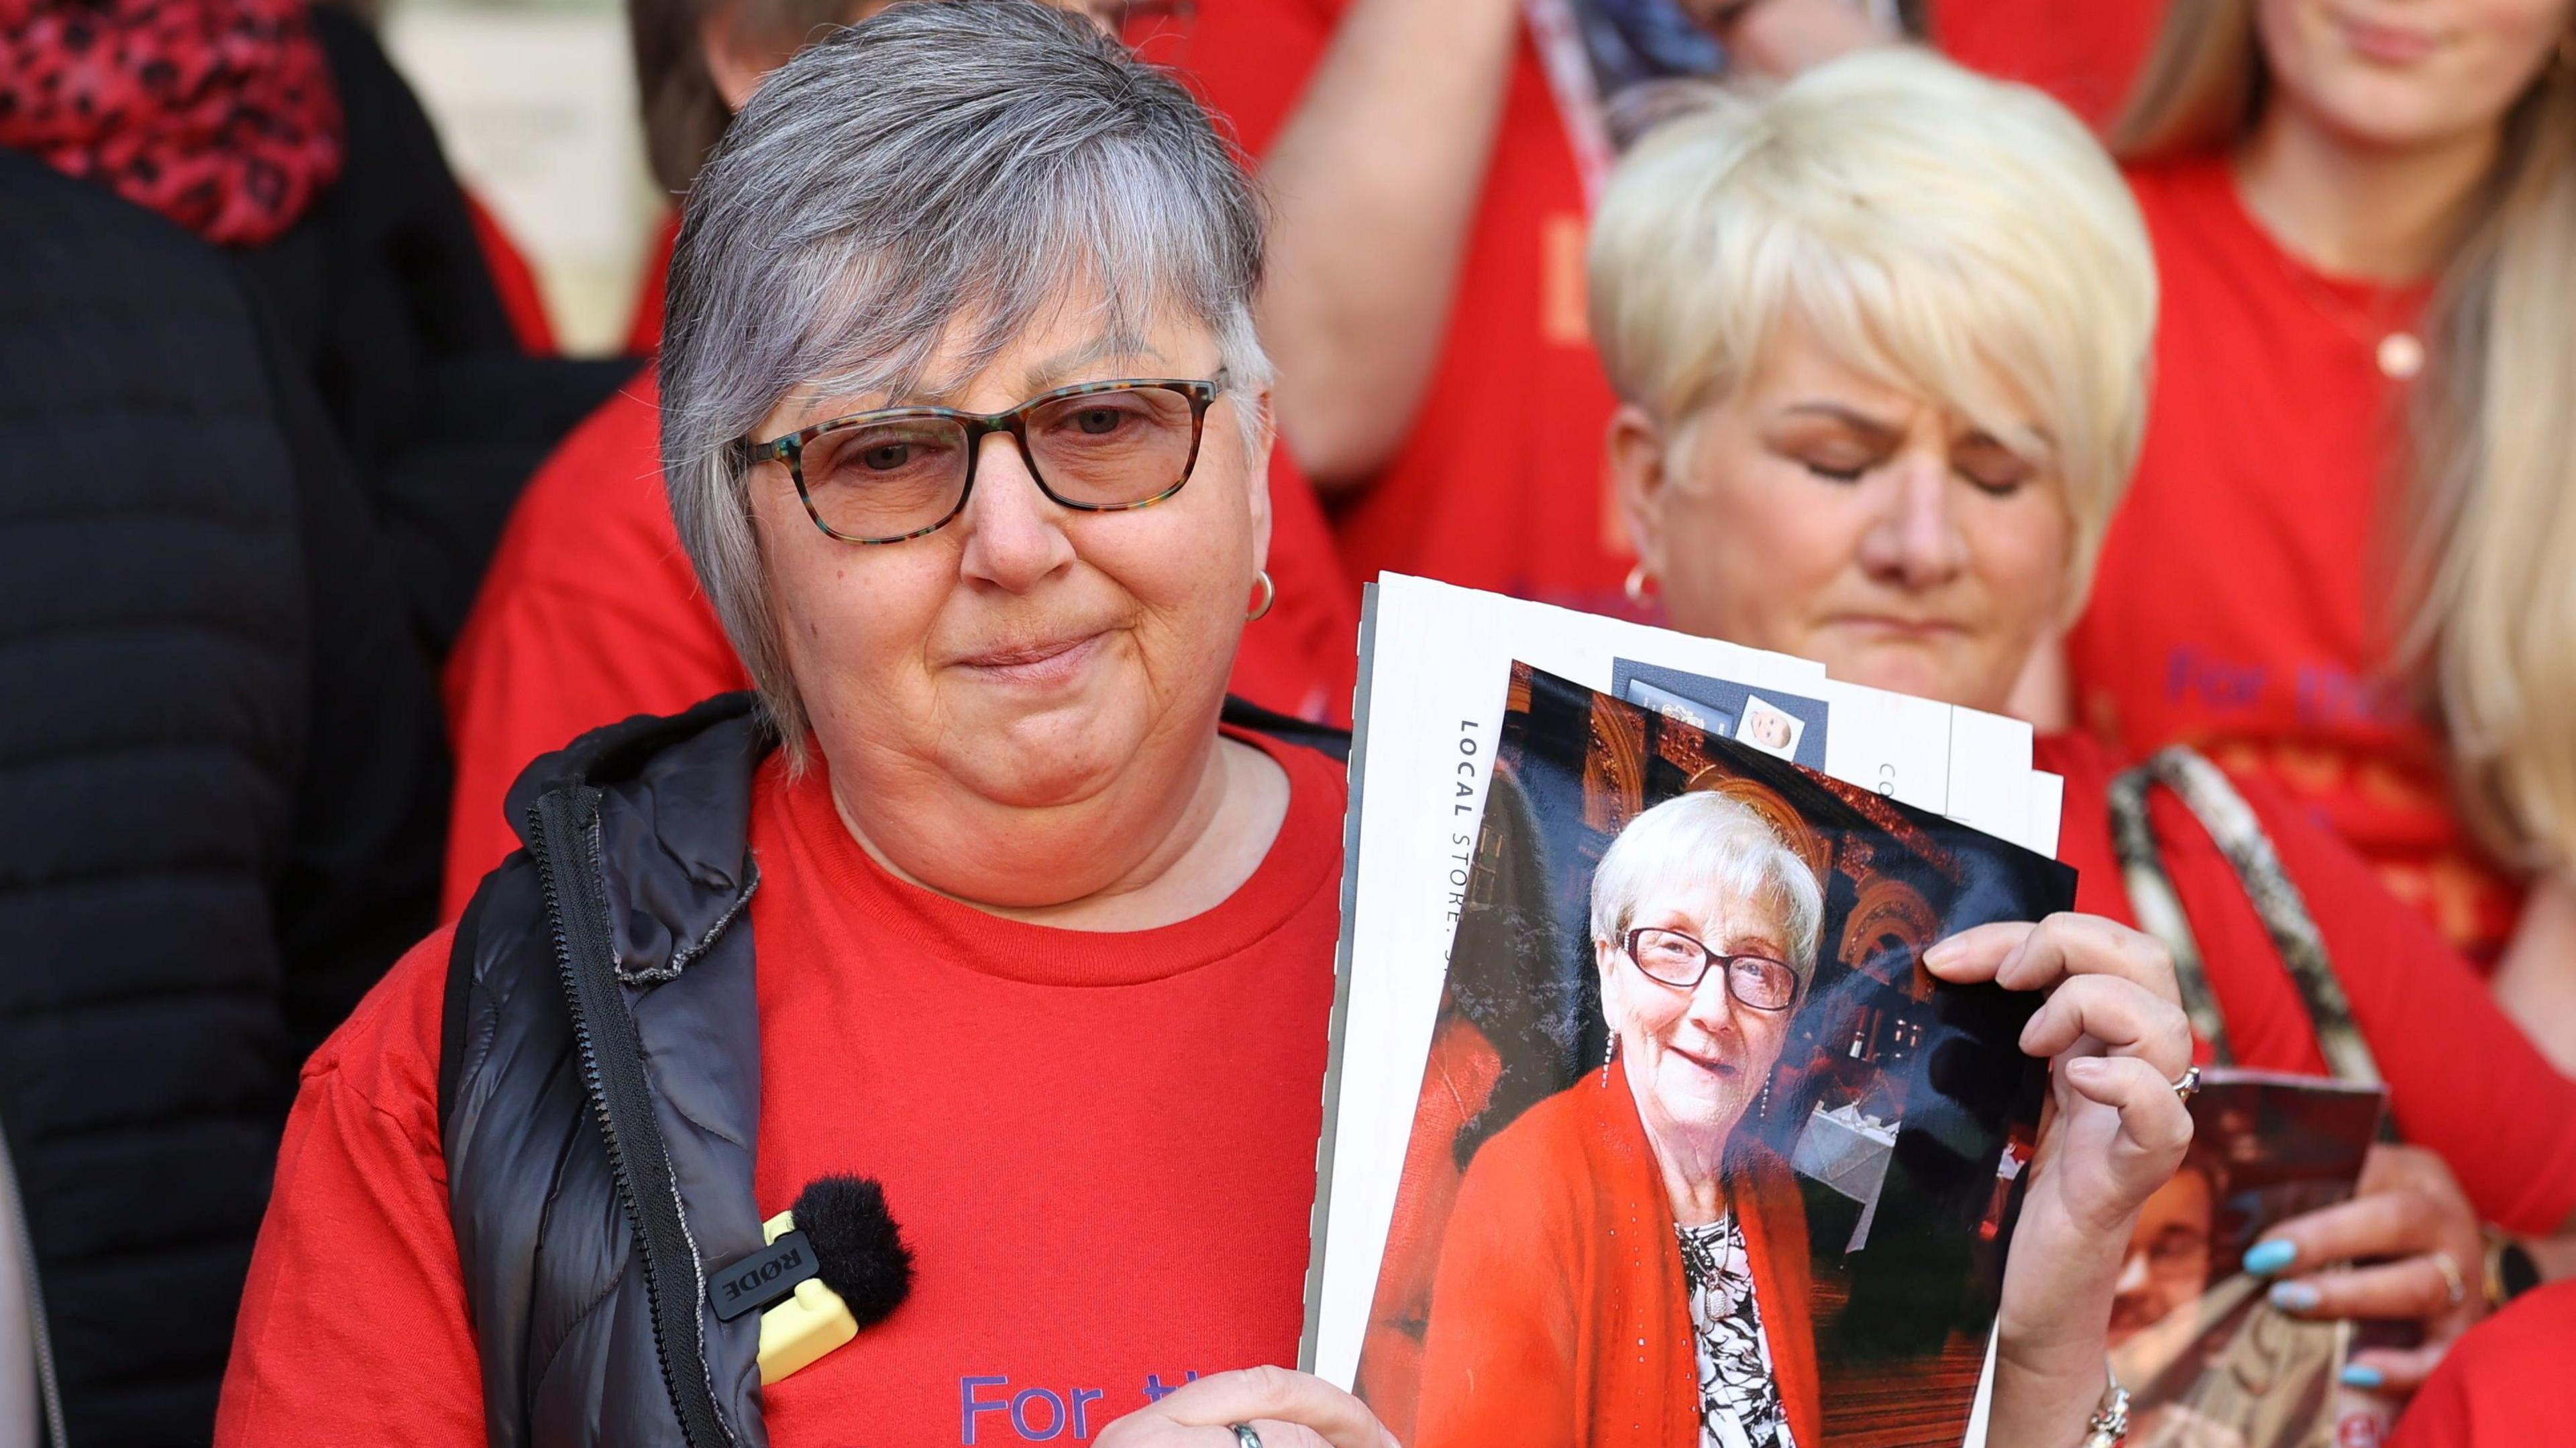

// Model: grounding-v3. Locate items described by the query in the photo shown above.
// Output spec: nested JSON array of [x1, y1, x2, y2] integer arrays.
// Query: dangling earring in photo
[[1599, 1032, 1617, 1087]]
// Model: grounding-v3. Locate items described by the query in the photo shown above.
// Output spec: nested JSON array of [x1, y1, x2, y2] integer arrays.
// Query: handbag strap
[[2106, 746, 2382, 1087]]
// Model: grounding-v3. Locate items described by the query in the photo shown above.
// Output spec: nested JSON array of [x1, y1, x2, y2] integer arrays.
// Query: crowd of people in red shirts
[[2, 0, 2573, 1443]]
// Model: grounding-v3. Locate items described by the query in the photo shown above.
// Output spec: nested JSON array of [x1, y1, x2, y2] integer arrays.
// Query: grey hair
[[659, 0, 1273, 748], [1589, 792, 1825, 991]]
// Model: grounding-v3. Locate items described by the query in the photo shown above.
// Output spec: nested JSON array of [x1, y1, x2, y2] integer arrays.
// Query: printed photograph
[[1354, 664, 2075, 1448], [1735, 695, 1807, 763], [2109, 1073, 2387, 1448]]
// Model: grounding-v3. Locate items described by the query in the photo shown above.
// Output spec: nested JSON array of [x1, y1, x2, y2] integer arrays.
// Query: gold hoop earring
[[1622, 562, 1654, 608], [1246, 569, 1275, 622]]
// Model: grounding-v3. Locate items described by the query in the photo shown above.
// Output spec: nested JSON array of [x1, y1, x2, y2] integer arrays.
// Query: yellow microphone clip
[[716, 1209, 859, 1385]]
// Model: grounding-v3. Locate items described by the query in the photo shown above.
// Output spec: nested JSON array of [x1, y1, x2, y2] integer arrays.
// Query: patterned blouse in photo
[[1677, 1213, 1797, 1448]]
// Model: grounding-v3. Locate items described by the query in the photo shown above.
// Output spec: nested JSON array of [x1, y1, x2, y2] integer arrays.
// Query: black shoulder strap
[[2107, 745, 2381, 1086], [1220, 694, 1352, 763]]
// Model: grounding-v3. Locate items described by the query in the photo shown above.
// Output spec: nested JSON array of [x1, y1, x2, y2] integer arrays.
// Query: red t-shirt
[[2066, 158, 2523, 966], [218, 730, 1345, 1446], [2041, 733, 2576, 1234], [440, 371, 1358, 913], [1929, 0, 2167, 127]]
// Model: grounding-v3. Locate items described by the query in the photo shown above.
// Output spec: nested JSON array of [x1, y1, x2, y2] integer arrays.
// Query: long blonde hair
[[2112, 0, 2576, 878]]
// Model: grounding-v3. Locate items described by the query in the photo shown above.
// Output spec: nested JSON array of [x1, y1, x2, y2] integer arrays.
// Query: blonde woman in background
[[1587, 46, 2576, 1404], [2061, 0, 2576, 1066]]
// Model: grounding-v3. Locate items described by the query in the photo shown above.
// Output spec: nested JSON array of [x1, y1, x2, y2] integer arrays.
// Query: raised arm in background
[[1254, 0, 1523, 491]]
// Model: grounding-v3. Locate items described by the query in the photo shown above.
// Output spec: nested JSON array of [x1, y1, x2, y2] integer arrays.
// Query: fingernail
[[2340, 1364, 2384, 1390], [2064, 1056, 2106, 1082], [2243, 1239, 2298, 1275], [1922, 940, 1959, 968], [2268, 1281, 2320, 1312]]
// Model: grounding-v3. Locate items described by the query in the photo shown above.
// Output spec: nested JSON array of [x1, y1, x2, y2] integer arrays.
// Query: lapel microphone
[[712, 1175, 915, 1384]]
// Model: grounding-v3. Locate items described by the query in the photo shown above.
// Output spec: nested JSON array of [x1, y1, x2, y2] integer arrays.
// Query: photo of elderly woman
[[1356, 663, 2076, 1447]]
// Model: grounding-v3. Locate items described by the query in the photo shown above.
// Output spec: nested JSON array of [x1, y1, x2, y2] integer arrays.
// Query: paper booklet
[[1306, 575, 2064, 1398], [2110, 1070, 2389, 1448], [1316, 660, 2075, 1447]]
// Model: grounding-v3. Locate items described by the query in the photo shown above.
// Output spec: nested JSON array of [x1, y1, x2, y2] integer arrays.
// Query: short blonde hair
[[1587, 48, 2157, 610]]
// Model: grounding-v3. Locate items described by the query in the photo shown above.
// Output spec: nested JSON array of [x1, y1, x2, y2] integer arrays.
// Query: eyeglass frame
[[741, 374, 1227, 545], [1619, 926, 1803, 1012]]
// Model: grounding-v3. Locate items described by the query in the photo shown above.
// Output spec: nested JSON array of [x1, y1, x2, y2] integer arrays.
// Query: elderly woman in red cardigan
[[1416, 791, 1830, 1447]]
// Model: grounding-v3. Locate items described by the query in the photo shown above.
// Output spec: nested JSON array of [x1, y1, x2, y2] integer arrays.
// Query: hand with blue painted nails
[[2239, 1142, 2487, 1398]]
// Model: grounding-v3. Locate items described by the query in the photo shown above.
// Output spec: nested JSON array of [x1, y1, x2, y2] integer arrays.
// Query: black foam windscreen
[[791, 1175, 914, 1328]]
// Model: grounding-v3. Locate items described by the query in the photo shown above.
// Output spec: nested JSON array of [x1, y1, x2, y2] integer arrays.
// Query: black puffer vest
[[437, 691, 1348, 1447]]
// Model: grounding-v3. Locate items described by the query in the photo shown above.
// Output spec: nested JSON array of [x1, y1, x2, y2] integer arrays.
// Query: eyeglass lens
[[796, 386, 1201, 541], [1628, 927, 1798, 1009]]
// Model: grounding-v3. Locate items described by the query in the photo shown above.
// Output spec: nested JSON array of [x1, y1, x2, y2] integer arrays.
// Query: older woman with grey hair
[[219, 5, 1384, 1447], [219, 9, 2186, 1448]]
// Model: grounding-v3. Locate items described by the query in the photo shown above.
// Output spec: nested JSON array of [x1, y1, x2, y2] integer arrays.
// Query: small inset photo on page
[[1736, 694, 1807, 761], [1626, 679, 1733, 738]]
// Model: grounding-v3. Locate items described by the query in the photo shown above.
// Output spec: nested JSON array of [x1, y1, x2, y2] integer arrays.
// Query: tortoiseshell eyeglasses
[[743, 376, 1225, 545]]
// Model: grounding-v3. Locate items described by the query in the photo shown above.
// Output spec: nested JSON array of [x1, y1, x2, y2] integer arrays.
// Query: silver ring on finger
[[2432, 1250, 2468, 1308], [1230, 1425, 1263, 1448], [2171, 1064, 2202, 1103]]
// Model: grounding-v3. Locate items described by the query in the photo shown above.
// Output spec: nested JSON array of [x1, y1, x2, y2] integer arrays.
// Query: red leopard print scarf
[[0, 0, 344, 246]]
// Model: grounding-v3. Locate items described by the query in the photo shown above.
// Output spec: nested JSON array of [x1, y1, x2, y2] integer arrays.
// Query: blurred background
[[379, 0, 658, 353]]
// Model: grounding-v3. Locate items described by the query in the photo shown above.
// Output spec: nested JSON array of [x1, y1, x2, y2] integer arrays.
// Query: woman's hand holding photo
[[1924, 913, 2198, 1441], [2243, 1141, 2487, 1398]]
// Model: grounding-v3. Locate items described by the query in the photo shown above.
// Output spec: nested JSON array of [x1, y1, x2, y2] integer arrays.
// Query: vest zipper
[[530, 787, 737, 1447], [0, 1119, 68, 1447]]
